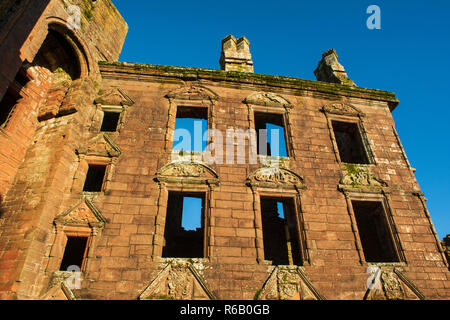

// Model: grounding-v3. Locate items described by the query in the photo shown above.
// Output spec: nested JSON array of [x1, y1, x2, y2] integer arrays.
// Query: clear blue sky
[[113, 0, 450, 239]]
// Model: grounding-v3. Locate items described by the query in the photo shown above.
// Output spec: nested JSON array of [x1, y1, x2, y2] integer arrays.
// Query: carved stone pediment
[[322, 102, 364, 117], [244, 92, 293, 109], [339, 164, 388, 192], [94, 87, 134, 106], [165, 85, 218, 102], [256, 266, 324, 300], [140, 261, 216, 300], [41, 278, 77, 300], [364, 267, 425, 300], [247, 167, 305, 190], [156, 161, 219, 185], [55, 197, 106, 228], [77, 133, 121, 158]]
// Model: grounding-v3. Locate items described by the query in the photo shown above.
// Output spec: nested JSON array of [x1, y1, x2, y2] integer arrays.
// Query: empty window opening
[[83, 164, 107, 192], [14, 67, 31, 87], [352, 200, 399, 263], [331, 121, 369, 164], [254, 112, 288, 157], [60, 236, 88, 271], [33, 29, 81, 80], [0, 86, 21, 126], [100, 111, 121, 132], [260, 197, 302, 266], [162, 192, 205, 258], [0, 67, 29, 127], [173, 106, 208, 152]]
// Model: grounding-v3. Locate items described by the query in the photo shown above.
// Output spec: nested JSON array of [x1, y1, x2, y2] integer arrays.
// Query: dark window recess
[[260, 197, 303, 266], [176, 106, 208, 120], [162, 192, 205, 258], [83, 164, 107, 192], [60, 236, 88, 271], [332, 121, 369, 164], [33, 29, 81, 80], [100, 112, 121, 132], [0, 85, 21, 126], [352, 200, 399, 263], [0, 67, 31, 127], [14, 67, 30, 87], [254, 112, 288, 157]]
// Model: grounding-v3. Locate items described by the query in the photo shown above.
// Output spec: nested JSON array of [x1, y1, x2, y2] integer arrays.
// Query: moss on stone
[[98, 61, 399, 106]]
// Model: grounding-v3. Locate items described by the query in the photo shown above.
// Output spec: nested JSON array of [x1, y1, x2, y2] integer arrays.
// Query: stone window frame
[[164, 85, 219, 155], [152, 161, 220, 262], [47, 225, 93, 273], [72, 155, 117, 196], [152, 182, 216, 262], [247, 103, 296, 161], [93, 87, 135, 134], [322, 103, 376, 165], [98, 105, 126, 133], [45, 197, 106, 285], [246, 167, 310, 266], [254, 189, 309, 266], [342, 190, 406, 266]]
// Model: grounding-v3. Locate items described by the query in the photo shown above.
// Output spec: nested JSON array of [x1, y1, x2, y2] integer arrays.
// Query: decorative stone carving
[[140, 260, 216, 300], [156, 161, 219, 185], [54, 197, 107, 228], [165, 85, 218, 102], [364, 268, 425, 300], [244, 92, 293, 109], [322, 102, 364, 117], [77, 133, 121, 158], [247, 167, 305, 189], [40, 275, 77, 300], [94, 87, 134, 106], [339, 164, 388, 192], [256, 266, 323, 300]]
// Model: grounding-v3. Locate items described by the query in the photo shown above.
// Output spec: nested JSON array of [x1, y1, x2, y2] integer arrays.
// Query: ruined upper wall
[[59, 0, 128, 62], [0, 0, 128, 202], [99, 61, 400, 111]]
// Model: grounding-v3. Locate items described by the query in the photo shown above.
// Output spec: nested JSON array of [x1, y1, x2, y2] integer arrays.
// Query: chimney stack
[[314, 49, 356, 86], [220, 35, 254, 73]]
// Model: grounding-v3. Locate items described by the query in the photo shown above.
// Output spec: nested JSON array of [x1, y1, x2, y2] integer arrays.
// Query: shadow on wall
[[0, 194, 4, 218]]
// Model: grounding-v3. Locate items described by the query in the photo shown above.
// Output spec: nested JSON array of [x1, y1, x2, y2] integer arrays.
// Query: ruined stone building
[[0, 0, 449, 300]]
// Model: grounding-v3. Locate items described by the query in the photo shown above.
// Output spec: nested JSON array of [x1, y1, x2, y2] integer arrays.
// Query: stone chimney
[[220, 35, 254, 72], [314, 49, 356, 86]]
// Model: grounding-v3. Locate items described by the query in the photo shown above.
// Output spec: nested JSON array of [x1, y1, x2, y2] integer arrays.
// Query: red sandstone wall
[[0, 1, 447, 301], [0, 0, 127, 299], [58, 72, 446, 300]]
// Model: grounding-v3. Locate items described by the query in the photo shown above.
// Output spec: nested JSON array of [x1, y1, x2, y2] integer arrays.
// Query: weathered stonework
[[315, 49, 356, 86], [0, 0, 448, 301]]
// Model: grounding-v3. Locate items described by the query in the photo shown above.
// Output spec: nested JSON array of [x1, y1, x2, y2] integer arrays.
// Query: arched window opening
[[32, 29, 82, 80]]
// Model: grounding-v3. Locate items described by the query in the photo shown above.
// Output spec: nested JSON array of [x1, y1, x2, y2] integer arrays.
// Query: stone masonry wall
[[42, 63, 446, 300], [0, 0, 127, 299], [0, 1, 448, 300]]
